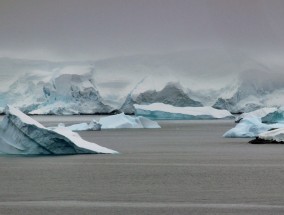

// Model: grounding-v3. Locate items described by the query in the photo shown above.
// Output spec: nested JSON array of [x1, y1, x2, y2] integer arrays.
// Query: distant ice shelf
[[0, 105, 118, 155], [134, 103, 234, 120]]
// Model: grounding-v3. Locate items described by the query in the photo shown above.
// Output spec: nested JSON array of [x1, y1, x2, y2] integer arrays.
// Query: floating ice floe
[[223, 116, 284, 138], [134, 103, 234, 120], [235, 107, 277, 123], [0, 105, 117, 155], [66, 120, 101, 131], [250, 128, 284, 144], [99, 113, 161, 129]]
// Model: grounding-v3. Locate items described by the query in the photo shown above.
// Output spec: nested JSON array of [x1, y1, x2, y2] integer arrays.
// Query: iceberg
[[134, 103, 234, 120], [99, 113, 161, 129], [261, 107, 284, 124], [223, 116, 284, 138], [254, 128, 284, 143], [67, 120, 101, 131], [250, 128, 284, 144], [235, 107, 278, 123], [0, 105, 117, 155]]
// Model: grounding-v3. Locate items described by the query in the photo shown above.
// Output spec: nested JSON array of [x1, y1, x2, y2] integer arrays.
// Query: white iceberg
[[99, 113, 161, 129], [223, 116, 284, 138], [235, 107, 278, 123], [0, 105, 117, 155], [134, 103, 234, 120], [67, 120, 101, 131], [256, 128, 284, 143]]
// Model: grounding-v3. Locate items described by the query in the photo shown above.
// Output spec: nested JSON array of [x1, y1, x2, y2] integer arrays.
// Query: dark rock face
[[249, 137, 284, 144]]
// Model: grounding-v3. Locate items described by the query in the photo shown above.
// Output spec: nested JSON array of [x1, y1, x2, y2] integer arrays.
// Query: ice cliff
[[0, 105, 117, 155]]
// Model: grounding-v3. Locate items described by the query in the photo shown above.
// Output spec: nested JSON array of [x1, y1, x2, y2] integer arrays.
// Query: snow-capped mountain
[[0, 65, 114, 114], [213, 70, 284, 113], [120, 82, 203, 114], [1, 49, 284, 115]]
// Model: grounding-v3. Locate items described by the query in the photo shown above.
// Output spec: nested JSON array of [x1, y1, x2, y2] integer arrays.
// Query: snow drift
[[134, 103, 234, 120], [0, 105, 117, 155]]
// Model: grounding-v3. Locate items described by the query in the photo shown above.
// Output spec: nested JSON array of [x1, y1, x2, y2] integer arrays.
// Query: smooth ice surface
[[134, 103, 234, 120], [99, 113, 161, 129], [0, 105, 117, 155], [223, 116, 284, 138], [258, 128, 284, 142], [235, 107, 278, 123], [67, 120, 101, 131]]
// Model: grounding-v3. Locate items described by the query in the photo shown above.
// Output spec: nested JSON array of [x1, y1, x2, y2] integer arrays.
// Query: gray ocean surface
[[1, 116, 284, 214]]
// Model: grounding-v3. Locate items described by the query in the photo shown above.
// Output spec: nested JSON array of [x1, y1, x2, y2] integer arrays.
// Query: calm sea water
[[1, 117, 284, 214]]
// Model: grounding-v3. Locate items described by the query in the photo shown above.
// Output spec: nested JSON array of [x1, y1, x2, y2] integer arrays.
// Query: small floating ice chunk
[[257, 128, 284, 143], [67, 120, 101, 131], [99, 113, 161, 129], [134, 103, 234, 120]]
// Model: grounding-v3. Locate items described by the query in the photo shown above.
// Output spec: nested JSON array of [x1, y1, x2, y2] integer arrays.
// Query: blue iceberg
[[0, 105, 117, 155]]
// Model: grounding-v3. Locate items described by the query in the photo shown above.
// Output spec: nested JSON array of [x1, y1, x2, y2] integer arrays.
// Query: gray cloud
[[1, 0, 284, 63]]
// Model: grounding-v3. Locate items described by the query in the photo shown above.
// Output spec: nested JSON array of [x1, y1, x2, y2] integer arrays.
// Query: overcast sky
[[1, 0, 284, 64]]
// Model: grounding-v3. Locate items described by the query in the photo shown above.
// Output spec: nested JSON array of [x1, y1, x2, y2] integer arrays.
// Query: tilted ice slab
[[0, 105, 117, 155], [99, 113, 161, 129], [223, 116, 284, 138], [67, 120, 101, 131], [235, 107, 278, 123], [134, 103, 234, 120]]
